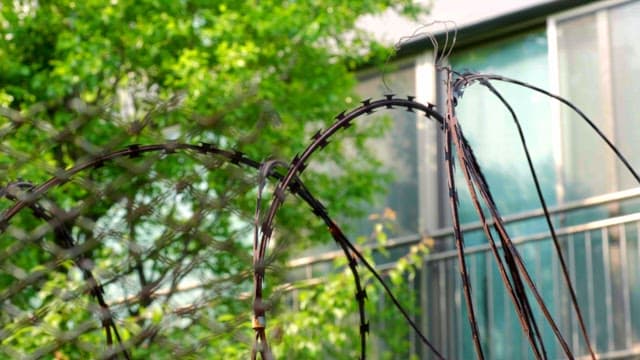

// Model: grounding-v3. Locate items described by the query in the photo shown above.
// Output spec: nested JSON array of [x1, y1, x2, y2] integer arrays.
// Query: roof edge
[[393, 0, 601, 58]]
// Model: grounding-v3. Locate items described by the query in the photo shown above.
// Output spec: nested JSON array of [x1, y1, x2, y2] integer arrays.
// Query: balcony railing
[[289, 187, 640, 359]]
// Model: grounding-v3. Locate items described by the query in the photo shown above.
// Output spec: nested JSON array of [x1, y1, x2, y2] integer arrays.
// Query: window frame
[[547, 0, 639, 205]]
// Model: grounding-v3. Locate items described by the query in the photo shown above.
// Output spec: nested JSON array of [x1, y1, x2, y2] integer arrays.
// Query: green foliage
[[272, 223, 432, 360], [0, 0, 429, 357]]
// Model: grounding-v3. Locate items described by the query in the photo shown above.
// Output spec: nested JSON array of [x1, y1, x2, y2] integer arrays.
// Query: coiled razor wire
[[2, 75, 640, 359], [0, 143, 377, 359], [254, 80, 640, 360]]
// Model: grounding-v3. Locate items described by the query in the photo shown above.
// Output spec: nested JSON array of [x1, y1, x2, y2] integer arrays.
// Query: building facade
[[290, 0, 640, 358]]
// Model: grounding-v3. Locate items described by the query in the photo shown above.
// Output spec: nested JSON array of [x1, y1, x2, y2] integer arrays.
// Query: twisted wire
[[3, 74, 632, 359], [254, 96, 445, 358], [448, 70, 640, 359], [443, 72, 485, 360], [1, 142, 372, 359]]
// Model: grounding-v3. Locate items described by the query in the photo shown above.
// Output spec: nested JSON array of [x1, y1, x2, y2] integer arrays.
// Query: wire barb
[[3, 70, 629, 359]]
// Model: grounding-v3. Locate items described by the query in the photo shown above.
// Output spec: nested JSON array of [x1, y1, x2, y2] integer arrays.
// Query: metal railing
[[289, 187, 640, 359]]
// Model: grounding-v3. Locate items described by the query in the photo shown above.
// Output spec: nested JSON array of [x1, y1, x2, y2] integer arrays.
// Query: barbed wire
[[444, 69, 640, 359], [253, 96, 445, 358], [253, 76, 640, 359], [1, 142, 378, 359], [2, 75, 638, 359]]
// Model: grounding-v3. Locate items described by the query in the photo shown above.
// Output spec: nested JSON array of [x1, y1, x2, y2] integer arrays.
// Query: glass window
[[354, 63, 419, 238], [425, 30, 556, 359], [610, 1, 640, 191], [449, 30, 553, 240], [557, 0, 640, 200], [552, 1, 640, 354]]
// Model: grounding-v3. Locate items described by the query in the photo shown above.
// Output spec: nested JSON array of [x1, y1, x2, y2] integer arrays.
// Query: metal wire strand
[[0, 143, 373, 359], [443, 73, 485, 360], [1, 182, 132, 360], [256, 96, 444, 358], [445, 98, 574, 358], [476, 77, 593, 359]]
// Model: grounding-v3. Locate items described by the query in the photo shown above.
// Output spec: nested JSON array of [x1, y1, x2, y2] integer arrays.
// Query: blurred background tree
[[0, 0, 428, 358]]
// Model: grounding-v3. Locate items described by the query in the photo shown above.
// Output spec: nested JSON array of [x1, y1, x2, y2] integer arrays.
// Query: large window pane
[[554, 1, 640, 355], [557, 12, 612, 201], [355, 64, 419, 238], [611, 1, 640, 190], [450, 30, 554, 238]]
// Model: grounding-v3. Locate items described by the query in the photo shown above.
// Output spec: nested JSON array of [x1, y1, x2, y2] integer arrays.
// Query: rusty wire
[[2, 72, 638, 359], [1, 142, 375, 359], [1, 181, 130, 360], [253, 77, 640, 360], [445, 69, 640, 359], [254, 96, 445, 359]]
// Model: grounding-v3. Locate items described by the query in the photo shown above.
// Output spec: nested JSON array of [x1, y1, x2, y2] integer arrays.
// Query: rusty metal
[[253, 96, 445, 359], [1, 142, 375, 359], [447, 70, 640, 360], [250, 83, 626, 360], [445, 71, 571, 359], [3, 76, 634, 359]]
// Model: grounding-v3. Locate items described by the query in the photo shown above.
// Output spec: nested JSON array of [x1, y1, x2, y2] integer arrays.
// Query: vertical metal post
[[486, 251, 494, 360], [456, 257, 464, 359], [551, 235, 561, 357], [585, 230, 597, 348], [439, 260, 447, 356], [602, 227, 614, 351], [568, 234, 578, 353], [546, 16, 567, 212], [619, 224, 632, 349]]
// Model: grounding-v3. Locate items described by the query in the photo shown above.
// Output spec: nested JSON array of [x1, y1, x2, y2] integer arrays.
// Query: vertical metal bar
[[637, 221, 640, 273], [504, 255, 512, 359], [552, 236, 561, 358], [486, 251, 493, 360], [379, 284, 386, 354], [522, 306, 529, 359], [535, 243, 543, 291], [546, 11, 567, 211], [568, 233, 579, 353], [619, 224, 632, 349], [421, 259, 429, 358], [596, 9, 618, 193], [602, 227, 614, 351], [457, 257, 464, 359], [415, 51, 440, 234], [439, 260, 447, 356], [585, 230, 596, 348], [521, 246, 528, 359], [535, 242, 543, 360], [450, 259, 457, 358], [410, 273, 417, 357]]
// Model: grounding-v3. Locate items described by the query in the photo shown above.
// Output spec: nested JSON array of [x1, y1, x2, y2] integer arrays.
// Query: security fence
[[2, 68, 636, 359], [290, 187, 640, 359]]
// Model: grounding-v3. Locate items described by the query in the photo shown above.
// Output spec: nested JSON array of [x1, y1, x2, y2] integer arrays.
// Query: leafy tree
[[0, 0, 427, 358]]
